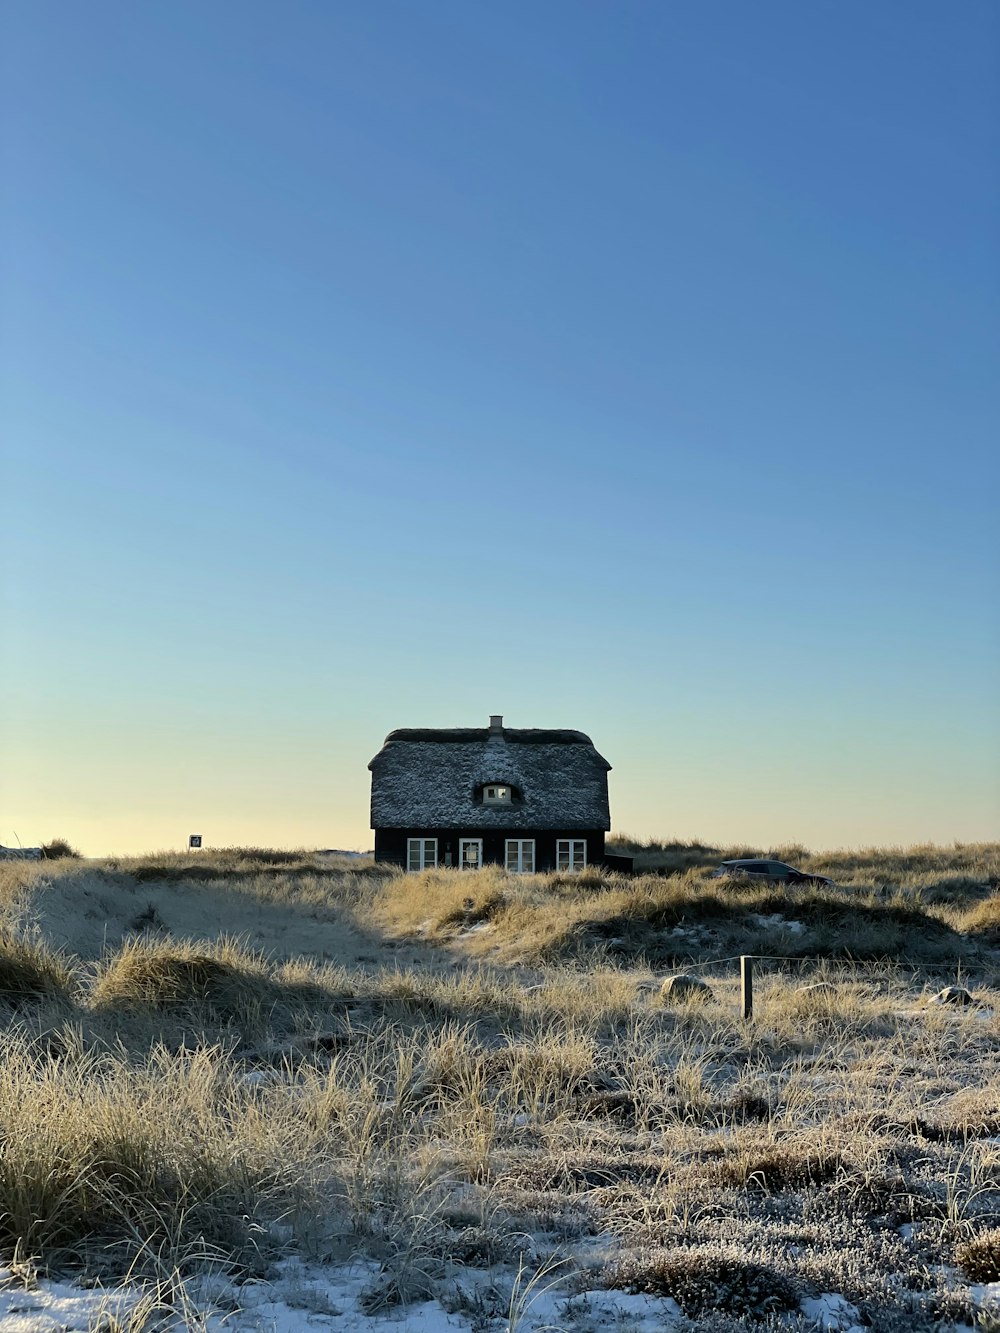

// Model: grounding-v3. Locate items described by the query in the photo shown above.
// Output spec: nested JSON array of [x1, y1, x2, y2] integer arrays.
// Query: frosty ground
[[1, 842, 999, 1332]]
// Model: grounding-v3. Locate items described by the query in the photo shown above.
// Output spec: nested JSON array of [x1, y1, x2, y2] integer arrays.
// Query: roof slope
[[369, 727, 611, 831]]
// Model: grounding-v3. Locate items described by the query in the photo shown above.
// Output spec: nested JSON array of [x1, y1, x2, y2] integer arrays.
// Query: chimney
[[489, 714, 503, 735]]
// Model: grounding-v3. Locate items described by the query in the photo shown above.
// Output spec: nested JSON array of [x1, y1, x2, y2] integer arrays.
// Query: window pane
[[556, 840, 585, 871], [461, 841, 479, 868], [505, 840, 534, 874]]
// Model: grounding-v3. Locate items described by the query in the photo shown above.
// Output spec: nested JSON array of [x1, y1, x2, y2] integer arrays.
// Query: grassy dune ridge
[[1, 843, 1000, 1330]]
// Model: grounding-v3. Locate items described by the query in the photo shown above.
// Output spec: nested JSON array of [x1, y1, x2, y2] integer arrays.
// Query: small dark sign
[[189, 835, 202, 849]]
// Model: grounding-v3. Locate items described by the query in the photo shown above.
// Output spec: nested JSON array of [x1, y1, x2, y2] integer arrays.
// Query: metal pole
[[741, 955, 753, 1020]]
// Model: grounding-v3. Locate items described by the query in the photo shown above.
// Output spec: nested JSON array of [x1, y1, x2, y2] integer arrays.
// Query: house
[[0, 846, 42, 861], [369, 715, 630, 872]]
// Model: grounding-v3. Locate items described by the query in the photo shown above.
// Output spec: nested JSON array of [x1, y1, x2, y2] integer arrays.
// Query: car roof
[[723, 858, 800, 868]]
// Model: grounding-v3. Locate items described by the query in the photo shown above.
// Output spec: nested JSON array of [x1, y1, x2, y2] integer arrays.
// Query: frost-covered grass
[[374, 852, 998, 968], [1, 844, 1000, 1331]]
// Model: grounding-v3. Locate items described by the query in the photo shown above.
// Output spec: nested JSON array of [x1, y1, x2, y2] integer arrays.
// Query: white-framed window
[[505, 839, 535, 874], [407, 838, 437, 872], [483, 785, 512, 805], [459, 838, 483, 870], [556, 839, 587, 871]]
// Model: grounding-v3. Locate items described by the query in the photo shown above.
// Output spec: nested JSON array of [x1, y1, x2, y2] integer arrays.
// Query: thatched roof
[[369, 726, 611, 831]]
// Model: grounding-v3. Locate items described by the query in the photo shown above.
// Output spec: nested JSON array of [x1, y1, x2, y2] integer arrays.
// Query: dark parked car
[[709, 858, 833, 887]]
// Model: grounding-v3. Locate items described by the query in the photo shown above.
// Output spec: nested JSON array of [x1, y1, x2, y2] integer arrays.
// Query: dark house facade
[[369, 715, 625, 872]]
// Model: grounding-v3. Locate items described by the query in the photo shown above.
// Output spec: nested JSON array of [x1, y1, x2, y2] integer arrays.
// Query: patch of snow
[[0, 1258, 686, 1333], [241, 1069, 279, 1087], [551, 1287, 682, 1331], [0, 1271, 138, 1333], [751, 913, 806, 934], [968, 1280, 1000, 1308], [799, 1292, 865, 1331]]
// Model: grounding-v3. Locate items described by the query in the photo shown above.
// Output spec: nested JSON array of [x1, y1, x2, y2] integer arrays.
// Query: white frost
[[0, 1259, 685, 1333], [799, 1291, 865, 1331]]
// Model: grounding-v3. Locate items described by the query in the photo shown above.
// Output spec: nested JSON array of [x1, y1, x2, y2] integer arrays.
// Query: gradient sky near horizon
[[2, 1, 998, 856]]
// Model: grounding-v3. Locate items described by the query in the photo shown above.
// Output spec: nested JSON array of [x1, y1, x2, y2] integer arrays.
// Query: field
[[1, 840, 1000, 1332]]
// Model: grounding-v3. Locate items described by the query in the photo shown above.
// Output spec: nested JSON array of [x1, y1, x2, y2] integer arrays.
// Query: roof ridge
[[381, 727, 596, 746]]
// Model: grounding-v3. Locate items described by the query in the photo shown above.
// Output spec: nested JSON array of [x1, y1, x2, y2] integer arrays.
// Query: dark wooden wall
[[374, 828, 607, 871]]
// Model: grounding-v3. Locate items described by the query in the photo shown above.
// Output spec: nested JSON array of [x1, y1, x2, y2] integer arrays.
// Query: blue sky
[[2, 1, 997, 854]]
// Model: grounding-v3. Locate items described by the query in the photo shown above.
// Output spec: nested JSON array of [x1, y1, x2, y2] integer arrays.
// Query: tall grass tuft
[[0, 932, 75, 1009], [0, 1036, 320, 1273], [92, 936, 276, 1020]]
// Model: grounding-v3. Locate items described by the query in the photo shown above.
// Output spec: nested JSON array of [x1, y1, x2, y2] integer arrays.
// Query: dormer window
[[483, 785, 512, 805]]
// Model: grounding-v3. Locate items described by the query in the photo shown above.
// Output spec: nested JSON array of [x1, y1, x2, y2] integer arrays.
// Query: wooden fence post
[[741, 955, 753, 1020]]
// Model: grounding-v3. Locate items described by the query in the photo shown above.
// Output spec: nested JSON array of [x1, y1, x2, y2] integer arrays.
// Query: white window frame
[[483, 785, 512, 805], [459, 838, 483, 870], [505, 839, 535, 874], [556, 839, 587, 871], [407, 838, 437, 872]]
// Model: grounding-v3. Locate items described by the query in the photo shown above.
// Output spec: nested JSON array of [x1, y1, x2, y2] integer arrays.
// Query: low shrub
[[957, 1228, 1000, 1283], [604, 1247, 799, 1317], [507, 1154, 663, 1193], [40, 840, 81, 860], [716, 1144, 846, 1191]]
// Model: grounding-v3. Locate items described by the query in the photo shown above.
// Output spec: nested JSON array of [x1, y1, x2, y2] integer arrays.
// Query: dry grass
[[609, 836, 1000, 895], [0, 932, 75, 1009], [957, 1228, 1000, 1282], [0, 1035, 322, 1273], [91, 935, 275, 1014], [373, 861, 974, 969], [956, 893, 1000, 943], [0, 842, 998, 1329], [713, 1141, 848, 1191]]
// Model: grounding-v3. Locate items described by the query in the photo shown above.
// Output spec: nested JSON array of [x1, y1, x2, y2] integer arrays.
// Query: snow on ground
[[0, 1270, 138, 1333], [4, 1258, 999, 1333], [966, 1279, 1000, 1309], [798, 1292, 865, 1331], [0, 1260, 682, 1333], [750, 913, 807, 934]]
